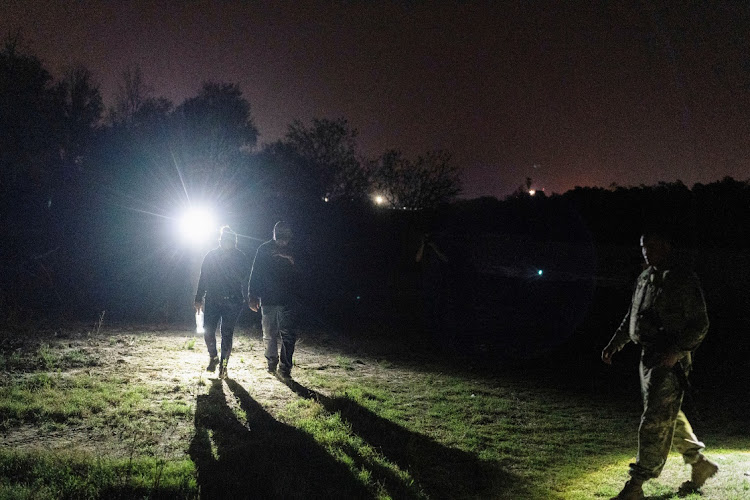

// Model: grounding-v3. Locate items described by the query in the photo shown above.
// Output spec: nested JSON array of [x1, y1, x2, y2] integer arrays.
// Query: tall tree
[[0, 36, 60, 203], [371, 149, 462, 210], [111, 65, 151, 123], [172, 82, 258, 195], [57, 65, 103, 172], [271, 117, 369, 202]]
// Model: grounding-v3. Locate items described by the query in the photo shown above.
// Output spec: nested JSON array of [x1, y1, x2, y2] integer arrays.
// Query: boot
[[691, 455, 719, 487], [218, 359, 228, 379], [611, 478, 645, 500], [679, 455, 718, 493], [206, 356, 219, 372]]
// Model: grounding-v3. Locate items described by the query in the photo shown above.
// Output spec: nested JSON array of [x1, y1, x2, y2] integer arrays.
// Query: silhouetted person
[[248, 221, 300, 378], [602, 230, 718, 499], [195, 226, 247, 379], [416, 232, 458, 349]]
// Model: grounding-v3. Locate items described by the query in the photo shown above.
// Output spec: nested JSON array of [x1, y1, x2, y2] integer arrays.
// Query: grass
[[0, 448, 196, 499], [0, 325, 748, 499]]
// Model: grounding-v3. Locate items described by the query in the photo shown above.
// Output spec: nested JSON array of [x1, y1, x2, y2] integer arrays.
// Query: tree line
[[2, 36, 749, 324]]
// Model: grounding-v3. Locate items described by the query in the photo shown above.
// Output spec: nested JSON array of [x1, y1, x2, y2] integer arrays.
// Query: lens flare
[[179, 207, 216, 244]]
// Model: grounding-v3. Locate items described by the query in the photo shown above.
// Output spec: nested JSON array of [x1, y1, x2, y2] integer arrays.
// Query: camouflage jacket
[[607, 265, 709, 366]]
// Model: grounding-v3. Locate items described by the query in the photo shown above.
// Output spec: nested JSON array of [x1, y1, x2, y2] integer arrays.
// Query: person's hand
[[194, 301, 203, 313], [601, 344, 618, 365], [659, 351, 683, 368], [248, 297, 260, 312]]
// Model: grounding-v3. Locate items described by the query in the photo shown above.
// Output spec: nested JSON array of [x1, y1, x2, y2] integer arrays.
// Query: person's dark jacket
[[247, 240, 301, 307], [195, 247, 248, 304]]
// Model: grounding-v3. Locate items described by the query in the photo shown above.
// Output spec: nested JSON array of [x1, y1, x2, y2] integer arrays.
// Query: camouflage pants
[[629, 361, 706, 480]]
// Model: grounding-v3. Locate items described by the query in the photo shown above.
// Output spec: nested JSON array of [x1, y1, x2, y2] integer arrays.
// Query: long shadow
[[280, 377, 544, 500], [189, 379, 372, 499]]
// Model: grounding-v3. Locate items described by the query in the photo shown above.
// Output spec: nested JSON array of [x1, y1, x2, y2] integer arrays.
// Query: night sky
[[3, 1, 749, 198]]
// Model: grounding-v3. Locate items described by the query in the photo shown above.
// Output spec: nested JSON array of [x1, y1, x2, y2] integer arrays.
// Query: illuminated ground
[[1, 324, 748, 499]]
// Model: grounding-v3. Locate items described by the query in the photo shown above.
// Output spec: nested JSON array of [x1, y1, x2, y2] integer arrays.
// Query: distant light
[[528, 189, 536, 196], [537, 269, 543, 276], [179, 207, 216, 245], [323, 196, 329, 202], [374, 195, 385, 205]]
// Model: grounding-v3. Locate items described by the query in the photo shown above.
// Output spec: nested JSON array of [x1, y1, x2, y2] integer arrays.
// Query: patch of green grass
[[0, 448, 197, 499], [279, 397, 423, 499], [37, 343, 56, 369], [0, 373, 152, 427], [0, 343, 99, 372], [302, 365, 749, 499], [161, 400, 193, 418], [335, 355, 354, 370], [59, 348, 98, 367], [183, 337, 196, 350]]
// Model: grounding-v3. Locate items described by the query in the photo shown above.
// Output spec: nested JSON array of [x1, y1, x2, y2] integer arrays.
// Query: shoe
[[610, 479, 644, 500], [207, 356, 219, 372], [267, 363, 277, 374], [679, 455, 718, 493], [278, 367, 292, 379], [218, 359, 228, 379]]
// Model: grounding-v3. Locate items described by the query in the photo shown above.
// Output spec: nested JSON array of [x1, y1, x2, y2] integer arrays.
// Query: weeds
[[0, 448, 197, 498], [90, 310, 106, 337], [335, 355, 354, 370], [37, 343, 55, 369], [183, 337, 196, 350]]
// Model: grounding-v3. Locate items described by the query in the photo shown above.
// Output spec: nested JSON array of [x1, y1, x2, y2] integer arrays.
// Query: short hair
[[219, 225, 237, 241], [273, 221, 292, 240]]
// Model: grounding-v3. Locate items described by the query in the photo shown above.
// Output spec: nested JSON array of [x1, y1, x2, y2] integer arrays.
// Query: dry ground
[[0, 324, 389, 460]]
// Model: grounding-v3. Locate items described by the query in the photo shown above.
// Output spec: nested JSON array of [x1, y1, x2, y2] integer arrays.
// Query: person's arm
[[602, 311, 633, 364], [238, 249, 250, 302], [247, 246, 265, 311], [195, 254, 209, 312]]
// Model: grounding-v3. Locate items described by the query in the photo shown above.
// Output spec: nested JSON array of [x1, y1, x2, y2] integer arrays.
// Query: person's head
[[273, 221, 292, 247], [219, 226, 237, 250], [640, 230, 674, 268]]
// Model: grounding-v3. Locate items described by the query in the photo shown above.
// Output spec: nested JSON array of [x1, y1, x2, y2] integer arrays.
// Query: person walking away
[[195, 226, 247, 379], [247, 221, 300, 379], [602, 230, 718, 499]]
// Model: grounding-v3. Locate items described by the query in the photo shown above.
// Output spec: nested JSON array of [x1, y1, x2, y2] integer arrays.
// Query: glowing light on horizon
[[374, 195, 385, 205]]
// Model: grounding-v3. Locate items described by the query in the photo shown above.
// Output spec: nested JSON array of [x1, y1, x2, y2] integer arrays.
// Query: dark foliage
[[1, 43, 749, 375]]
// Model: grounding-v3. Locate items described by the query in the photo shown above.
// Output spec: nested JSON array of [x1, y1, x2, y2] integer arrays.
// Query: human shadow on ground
[[189, 378, 372, 499], [279, 376, 544, 500]]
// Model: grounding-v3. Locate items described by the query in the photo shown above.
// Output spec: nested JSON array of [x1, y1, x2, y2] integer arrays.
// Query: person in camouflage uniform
[[602, 230, 718, 500]]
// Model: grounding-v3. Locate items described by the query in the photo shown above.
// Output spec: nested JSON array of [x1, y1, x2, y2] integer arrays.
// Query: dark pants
[[204, 299, 243, 362], [261, 305, 296, 372]]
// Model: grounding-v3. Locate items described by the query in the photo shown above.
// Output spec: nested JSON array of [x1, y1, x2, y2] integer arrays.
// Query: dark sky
[[3, 1, 749, 198]]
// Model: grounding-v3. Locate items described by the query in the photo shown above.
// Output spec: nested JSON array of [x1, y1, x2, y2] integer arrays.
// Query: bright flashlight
[[179, 207, 216, 244], [374, 195, 385, 205]]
